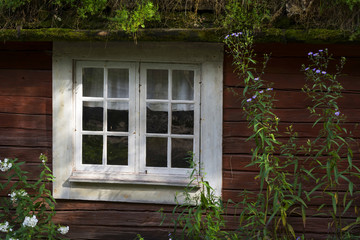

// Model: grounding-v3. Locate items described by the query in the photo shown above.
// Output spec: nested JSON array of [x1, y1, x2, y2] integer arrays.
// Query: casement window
[[74, 61, 200, 178], [53, 42, 223, 204]]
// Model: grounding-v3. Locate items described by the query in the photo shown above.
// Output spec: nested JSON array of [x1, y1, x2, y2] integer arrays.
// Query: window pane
[[171, 138, 193, 168], [146, 137, 167, 167], [107, 136, 128, 165], [83, 101, 103, 131], [107, 102, 128, 132], [108, 69, 129, 98], [83, 68, 104, 97], [83, 135, 103, 164], [147, 103, 168, 133], [172, 70, 194, 100], [172, 104, 194, 134], [147, 69, 168, 99]]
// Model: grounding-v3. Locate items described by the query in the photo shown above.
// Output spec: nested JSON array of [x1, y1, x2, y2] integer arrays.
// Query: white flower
[[8, 189, 28, 203], [0, 221, 9, 232], [22, 215, 38, 228], [58, 226, 69, 235], [0, 158, 12, 172], [9, 238, 19, 240]]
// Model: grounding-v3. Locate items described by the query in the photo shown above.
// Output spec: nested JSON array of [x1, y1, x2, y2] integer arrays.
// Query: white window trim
[[53, 41, 223, 204]]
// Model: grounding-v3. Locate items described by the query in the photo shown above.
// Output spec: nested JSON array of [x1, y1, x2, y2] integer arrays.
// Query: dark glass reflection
[[171, 138, 193, 168], [107, 102, 128, 132], [146, 137, 167, 167], [83, 102, 103, 131], [146, 103, 168, 133], [171, 104, 194, 134], [107, 136, 128, 165], [82, 135, 103, 164]]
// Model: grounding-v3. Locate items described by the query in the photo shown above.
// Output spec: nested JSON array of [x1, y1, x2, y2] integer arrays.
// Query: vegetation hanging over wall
[[0, 0, 359, 34]]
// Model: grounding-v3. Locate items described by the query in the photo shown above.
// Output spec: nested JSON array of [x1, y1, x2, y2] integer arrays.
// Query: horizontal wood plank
[[224, 87, 360, 109], [224, 108, 360, 123], [0, 128, 51, 147], [0, 51, 52, 70], [57, 225, 171, 240], [0, 96, 51, 115], [0, 69, 51, 97], [0, 113, 51, 130], [223, 122, 360, 138], [0, 146, 52, 163]]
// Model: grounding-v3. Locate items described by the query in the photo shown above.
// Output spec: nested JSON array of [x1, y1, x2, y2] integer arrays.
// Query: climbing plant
[[223, 29, 360, 239]]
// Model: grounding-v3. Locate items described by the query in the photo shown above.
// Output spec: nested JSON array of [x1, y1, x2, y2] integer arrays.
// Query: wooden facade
[[1, 41, 360, 239]]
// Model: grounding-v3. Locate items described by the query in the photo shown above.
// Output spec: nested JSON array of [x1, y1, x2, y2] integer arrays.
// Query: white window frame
[[53, 41, 223, 204]]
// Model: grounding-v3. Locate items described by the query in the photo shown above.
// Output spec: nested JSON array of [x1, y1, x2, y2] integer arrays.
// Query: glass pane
[[147, 103, 168, 133], [147, 69, 168, 99], [172, 104, 194, 134], [146, 137, 167, 167], [107, 101, 128, 132], [83, 101, 103, 131], [172, 70, 194, 100], [83, 68, 104, 97], [108, 69, 129, 98], [82, 135, 103, 164], [107, 136, 128, 165], [171, 138, 193, 168]]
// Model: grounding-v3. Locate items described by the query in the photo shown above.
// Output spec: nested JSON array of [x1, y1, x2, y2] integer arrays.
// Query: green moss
[[0, 27, 359, 43]]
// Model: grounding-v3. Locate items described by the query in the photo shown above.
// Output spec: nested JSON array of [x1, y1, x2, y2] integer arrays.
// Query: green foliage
[[225, 31, 305, 239], [59, 0, 108, 19], [223, 30, 360, 239], [336, 0, 360, 10], [0, 154, 69, 239], [161, 156, 239, 240], [302, 49, 360, 237], [109, 0, 160, 39], [0, 0, 30, 11], [223, 0, 270, 31]]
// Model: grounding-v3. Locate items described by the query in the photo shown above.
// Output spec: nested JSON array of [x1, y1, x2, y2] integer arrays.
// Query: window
[[53, 42, 223, 204], [74, 61, 200, 178]]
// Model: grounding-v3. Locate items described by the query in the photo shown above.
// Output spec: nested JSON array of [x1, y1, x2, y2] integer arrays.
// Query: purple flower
[[308, 52, 313, 56], [313, 53, 319, 57], [266, 88, 273, 91], [322, 71, 326, 74], [225, 35, 229, 39], [259, 90, 264, 94], [319, 49, 323, 52], [305, 67, 309, 71], [238, 32, 243, 35], [252, 95, 257, 99], [247, 98, 252, 102], [335, 111, 340, 116], [316, 70, 321, 74], [312, 68, 316, 71], [254, 77, 259, 81]]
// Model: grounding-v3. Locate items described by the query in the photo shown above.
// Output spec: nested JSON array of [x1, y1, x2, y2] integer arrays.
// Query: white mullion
[[75, 65, 83, 170], [103, 66, 108, 166], [131, 62, 139, 174], [167, 68, 172, 169], [194, 67, 201, 172], [138, 62, 146, 174]]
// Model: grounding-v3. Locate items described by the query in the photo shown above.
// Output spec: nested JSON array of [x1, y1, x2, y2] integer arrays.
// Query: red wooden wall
[[0, 42, 173, 240], [1, 41, 360, 239], [223, 43, 360, 239]]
